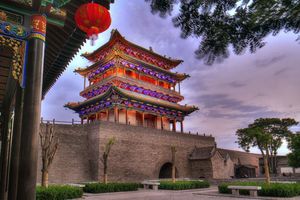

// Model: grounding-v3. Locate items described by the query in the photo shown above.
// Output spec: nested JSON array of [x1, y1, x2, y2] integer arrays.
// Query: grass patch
[[159, 180, 210, 190], [83, 182, 139, 193], [218, 182, 300, 197], [36, 185, 83, 200]]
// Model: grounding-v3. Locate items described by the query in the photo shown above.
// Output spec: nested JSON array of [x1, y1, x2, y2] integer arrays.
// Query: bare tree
[[171, 146, 176, 183], [39, 120, 59, 188], [101, 137, 116, 184]]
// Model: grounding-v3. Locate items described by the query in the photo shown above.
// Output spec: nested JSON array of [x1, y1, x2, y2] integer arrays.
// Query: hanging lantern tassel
[[88, 26, 100, 45], [75, 3, 111, 46]]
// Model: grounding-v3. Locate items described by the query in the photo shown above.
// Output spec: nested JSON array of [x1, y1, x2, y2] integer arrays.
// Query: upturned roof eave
[[65, 86, 198, 114], [79, 75, 185, 100], [81, 29, 183, 69], [75, 53, 189, 82], [41, 0, 113, 97]]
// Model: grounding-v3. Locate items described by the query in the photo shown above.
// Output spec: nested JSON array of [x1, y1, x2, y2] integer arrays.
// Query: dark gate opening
[[159, 162, 178, 179], [235, 165, 256, 178]]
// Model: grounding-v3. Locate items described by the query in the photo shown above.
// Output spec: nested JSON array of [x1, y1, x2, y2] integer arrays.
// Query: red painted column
[[180, 120, 184, 133], [106, 109, 109, 121], [172, 119, 176, 132], [114, 107, 118, 122], [142, 112, 145, 127], [125, 108, 128, 125]]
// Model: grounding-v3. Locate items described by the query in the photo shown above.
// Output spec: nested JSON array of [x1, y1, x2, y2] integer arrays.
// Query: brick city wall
[[211, 151, 234, 179], [97, 121, 215, 182], [37, 121, 215, 184], [37, 124, 91, 184], [218, 149, 261, 176]]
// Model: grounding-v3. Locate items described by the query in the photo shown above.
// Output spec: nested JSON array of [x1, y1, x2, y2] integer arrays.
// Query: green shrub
[[83, 182, 139, 193], [218, 182, 300, 197], [159, 180, 210, 190], [36, 185, 83, 200], [218, 183, 231, 194]]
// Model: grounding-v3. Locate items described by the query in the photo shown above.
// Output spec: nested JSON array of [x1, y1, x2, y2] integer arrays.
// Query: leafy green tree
[[236, 118, 297, 183], [237, 126, 272, 183], [101, 137, 116, 184], [251, 118, 298, 174], [288, 133, 300, 168], [145, 0, 300, 64]]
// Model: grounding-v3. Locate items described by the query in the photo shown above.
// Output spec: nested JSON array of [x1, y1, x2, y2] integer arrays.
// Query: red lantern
[[75, 2, 111, 45]]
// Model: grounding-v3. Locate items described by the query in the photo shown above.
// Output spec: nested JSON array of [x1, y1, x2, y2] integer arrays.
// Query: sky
[[42, 1, 300, 154]]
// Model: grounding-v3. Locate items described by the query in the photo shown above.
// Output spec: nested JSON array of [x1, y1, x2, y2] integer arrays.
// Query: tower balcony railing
[[80, 74, 183, 100]]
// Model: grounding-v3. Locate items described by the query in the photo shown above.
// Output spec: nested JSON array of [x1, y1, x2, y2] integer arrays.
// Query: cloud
[[228, 81, 246, 88], [205, 109, 280, 119], [41, 1, 300, 154], [255, 54, 286, 68], [197, 94, 262, 112], [274, 67, 290, 76]]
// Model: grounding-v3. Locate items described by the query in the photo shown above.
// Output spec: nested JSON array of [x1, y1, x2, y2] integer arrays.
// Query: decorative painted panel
[[89, 42, 173, 70], [81, 81, 182, 103], [119, 59, 176, 83], [11, 0, 33, 6], [0, 35, 27, 84], [87, 60, 115, 80], [87, 59, 177, 84], [81, 83, 112, 99], [116, 81, 181, 103], [77, 95, 182, 119], [0, 20, 29, 39], [119, 43, 171, 69], [41, 0, 71, 8], [0, 9, 24, 25]]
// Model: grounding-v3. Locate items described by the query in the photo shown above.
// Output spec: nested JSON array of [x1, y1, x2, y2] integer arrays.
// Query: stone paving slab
[[78, 187, 300, 200], [195, 189, 300, 200]]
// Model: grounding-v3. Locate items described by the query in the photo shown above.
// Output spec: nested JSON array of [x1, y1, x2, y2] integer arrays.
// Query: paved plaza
[[79, 187, 300, 200]]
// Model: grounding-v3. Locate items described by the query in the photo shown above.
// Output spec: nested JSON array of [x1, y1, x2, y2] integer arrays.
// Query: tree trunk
[[41, 170, 48, 188], [171, 146, 176, 183], [293, 167, 295, 175], [172, 164, 176, 183], [103, 160, 108, 184], [104, 174, 108, 184], [269, 151, 273, 174], [274, 153, 277, 175], [263, 156, 270, 184]]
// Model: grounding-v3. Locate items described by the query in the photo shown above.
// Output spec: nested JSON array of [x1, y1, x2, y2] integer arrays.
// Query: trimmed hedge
[[36, 185, 83, 200], [159, 180, 210, 190], [83, 182, 139, 193], [218, 182, 300, 197]]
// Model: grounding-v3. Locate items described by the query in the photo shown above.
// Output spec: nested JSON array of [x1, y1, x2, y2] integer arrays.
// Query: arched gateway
[[158, 162, 178, 179]]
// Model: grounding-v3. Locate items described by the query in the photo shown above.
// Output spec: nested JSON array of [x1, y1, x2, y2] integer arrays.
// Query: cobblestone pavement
[[79, 187, 300, 200]]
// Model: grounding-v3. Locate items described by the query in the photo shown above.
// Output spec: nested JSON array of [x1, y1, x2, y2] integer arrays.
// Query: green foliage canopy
[[145, 0, 300, 64], [288, 133, 300, 168], [236, 118, 297, 155]]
